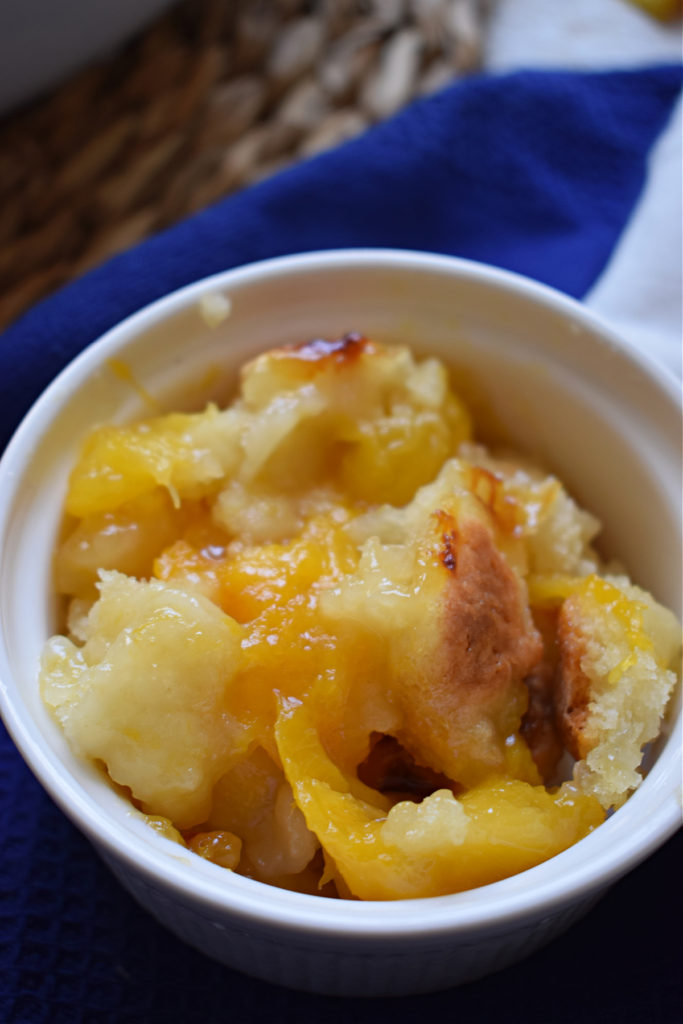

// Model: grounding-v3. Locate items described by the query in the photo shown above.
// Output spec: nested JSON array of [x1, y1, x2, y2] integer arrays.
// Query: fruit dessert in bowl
[[0, 250, 680, 994]]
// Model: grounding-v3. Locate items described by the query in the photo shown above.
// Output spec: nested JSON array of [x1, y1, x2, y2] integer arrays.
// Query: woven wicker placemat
[[0, 0, 493, 332]]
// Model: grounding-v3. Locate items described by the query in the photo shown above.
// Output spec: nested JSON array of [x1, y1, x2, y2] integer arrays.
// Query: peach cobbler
[[40, 335, 681, 899]]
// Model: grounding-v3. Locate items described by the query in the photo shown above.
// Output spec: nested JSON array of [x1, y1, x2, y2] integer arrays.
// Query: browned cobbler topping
[[440, 518, 542, 707], [39, 338, 680, 900], [284, 331, 370, 365], [392, 516, 543, 788]]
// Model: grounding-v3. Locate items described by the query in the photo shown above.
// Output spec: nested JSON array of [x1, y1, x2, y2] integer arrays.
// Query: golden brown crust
[[282, 332, 370, 367], [396, 516, 543, 782], [439, 517, 542, 708]]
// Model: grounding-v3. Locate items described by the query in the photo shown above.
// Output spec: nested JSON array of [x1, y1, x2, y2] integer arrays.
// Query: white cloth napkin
[[487, 0, 682, 379]]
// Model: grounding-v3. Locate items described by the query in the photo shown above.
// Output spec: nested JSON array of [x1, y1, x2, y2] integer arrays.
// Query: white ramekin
[[0, 250, 680, 996]]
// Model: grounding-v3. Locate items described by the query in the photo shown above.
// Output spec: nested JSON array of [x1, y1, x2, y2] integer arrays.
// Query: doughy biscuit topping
[[40, 337, 681, 899]]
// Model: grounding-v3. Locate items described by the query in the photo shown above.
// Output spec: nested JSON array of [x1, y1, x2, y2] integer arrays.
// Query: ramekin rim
[[0, 247, 680, 941]]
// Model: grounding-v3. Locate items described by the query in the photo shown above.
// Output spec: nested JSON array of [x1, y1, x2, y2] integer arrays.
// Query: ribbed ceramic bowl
[[0, 250, 680, 996]]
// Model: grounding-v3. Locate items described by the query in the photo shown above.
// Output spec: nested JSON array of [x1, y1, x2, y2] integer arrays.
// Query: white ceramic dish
[[0, 250, 680, 996]]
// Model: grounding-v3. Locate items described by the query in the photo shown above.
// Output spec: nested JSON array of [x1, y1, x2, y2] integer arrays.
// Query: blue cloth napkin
[[1, 65, 682, 450], [1, 66, 681, 1024]]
